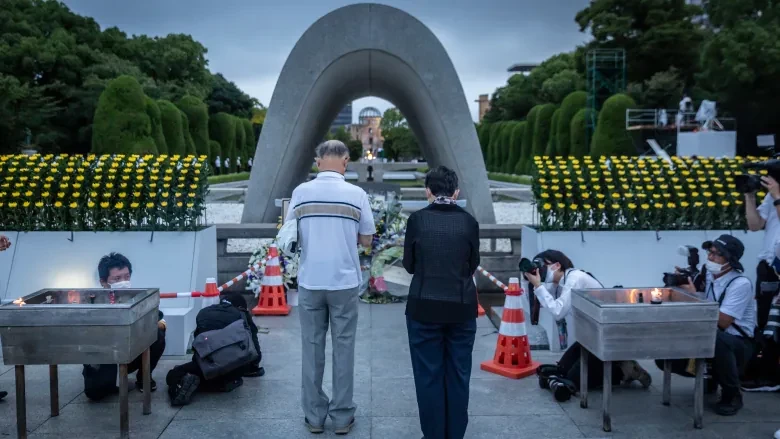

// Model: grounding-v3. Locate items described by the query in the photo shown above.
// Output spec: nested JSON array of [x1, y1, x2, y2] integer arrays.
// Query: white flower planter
[[0, 226, 217, 355], [521, 226, 765, 352]]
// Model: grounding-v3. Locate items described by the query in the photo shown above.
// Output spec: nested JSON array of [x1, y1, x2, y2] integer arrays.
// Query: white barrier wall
[[0, 226, 217, 355]]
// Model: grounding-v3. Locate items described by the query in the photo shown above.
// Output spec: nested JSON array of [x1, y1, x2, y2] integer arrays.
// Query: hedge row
[[479, 91, 636, 174], [91, 75, 256, 175]]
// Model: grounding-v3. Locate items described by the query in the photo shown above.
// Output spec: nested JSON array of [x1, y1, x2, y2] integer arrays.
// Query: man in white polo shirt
[[286, 140, 375, 435]]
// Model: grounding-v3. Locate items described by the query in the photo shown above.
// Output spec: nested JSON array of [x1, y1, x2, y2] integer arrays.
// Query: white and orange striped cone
[[480, 277, 539, 379], [203, 278, 219, 297], [251, 244, 291, 316], [473, 276, 486, 317]]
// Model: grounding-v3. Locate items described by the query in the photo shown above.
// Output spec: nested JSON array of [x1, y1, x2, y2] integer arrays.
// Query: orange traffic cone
[[480, 277, 539, 379], [251, 244, 291, 316], [203, 278, 219, 297], [473, 276, 486, 317]]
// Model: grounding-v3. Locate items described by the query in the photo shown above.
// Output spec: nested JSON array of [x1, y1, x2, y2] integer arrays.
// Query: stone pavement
[[0, 302, 777, 438]]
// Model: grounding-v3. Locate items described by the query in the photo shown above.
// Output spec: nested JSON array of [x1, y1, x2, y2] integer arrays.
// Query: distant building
[[507, 63, 538, 76], [330, 103, 353, 133], [350, 107, 383, 154], [475, 94, 491, 122]]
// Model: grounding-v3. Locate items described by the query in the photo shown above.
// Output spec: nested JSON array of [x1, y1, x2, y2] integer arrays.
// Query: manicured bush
[[180, 111, 197, 156], [569, 108, 593, 157], [145, 97, 168, 154], [234, 117, 246, 169], [506, 122, 526, 174], [242, 119, 255, 161], [546, 109, 561, 156], [532, 103, 557, 158], [500, 122, 518, 173], [487, 123, 503, 172], [591, 94, 637, 157], [157, 100, 185, 156], [478, 123, 492, 160], [177, 96, 211, 158], [516, 105, 540, 175], [556, 91, 587, 156], [209, 113, 236, 173], [91, 75, 157, 154]]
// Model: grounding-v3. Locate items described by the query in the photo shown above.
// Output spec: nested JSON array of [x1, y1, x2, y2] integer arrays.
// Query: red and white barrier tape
[[160, 292, 204, 299], [217, 253, 273, 292], [476, 265, 509, 291]]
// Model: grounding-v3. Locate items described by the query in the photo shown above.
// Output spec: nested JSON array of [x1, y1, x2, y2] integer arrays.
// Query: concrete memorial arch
[[242, 3, 495, 224]]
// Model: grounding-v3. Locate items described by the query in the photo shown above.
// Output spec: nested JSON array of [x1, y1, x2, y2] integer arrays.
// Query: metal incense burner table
[[0, 288, 160, 439], [572, 287, 719, 432]]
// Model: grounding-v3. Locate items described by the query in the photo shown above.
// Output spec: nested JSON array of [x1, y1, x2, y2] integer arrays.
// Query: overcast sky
[[62, 0, 590, 122]]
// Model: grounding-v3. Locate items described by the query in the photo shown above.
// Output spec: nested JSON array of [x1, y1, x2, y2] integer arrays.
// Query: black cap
[[703, 235, 744, 272]]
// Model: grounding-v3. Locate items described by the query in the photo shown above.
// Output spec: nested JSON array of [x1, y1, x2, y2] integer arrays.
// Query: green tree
[[532, 104, 557, 158], [177, 96, 211, 157], [487, 122, 504, 172], [91, 75, 156, 154], [206, 73, 257, 118], [556, 91, 587, 156], [242, 119, 255, 160], [627, 67, 685, 110], [380, 108, 421, 161], [145, 97, 168, 154], [180, 111, 196, 156], [528, 53, 584, 104], [507, 122, 526, 175], [208, 140, 221, 173], [209, 112, 236, 172], [0, 73, 61, 153], [483, 74, 537, 122], [590, 94, 637, 157], [477, 123, 492, 159], [347, 139, 363, 161], [157, 100, 185, 155], [500, 122, 518, 173], [516, 106, 540, 174], [569, 108, 593, 157], [546, 109, 561, 156], [234, 117, 246, 167]]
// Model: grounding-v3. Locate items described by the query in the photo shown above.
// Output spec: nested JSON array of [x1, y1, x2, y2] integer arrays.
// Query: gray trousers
[[298, 286, 359, 427]]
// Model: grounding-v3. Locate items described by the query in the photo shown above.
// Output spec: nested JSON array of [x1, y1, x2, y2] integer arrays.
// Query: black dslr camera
[[519, 257, 547, 281], [735, 157, 780, 193], [662, 245, 702, 288]]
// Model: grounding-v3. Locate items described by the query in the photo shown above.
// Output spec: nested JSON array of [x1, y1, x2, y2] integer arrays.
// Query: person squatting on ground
[[526, 250, 652, 402], [83, 253, 166, 400], [656, 235, 756, 416], [403, 166, 480, 439], [166, 293, 263, 406], [286, 140, 375, 435]]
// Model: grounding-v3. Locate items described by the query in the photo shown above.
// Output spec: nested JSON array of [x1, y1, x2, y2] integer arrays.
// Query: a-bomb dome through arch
[[358, 107, 382, 123], [242, 3, 495, 224]]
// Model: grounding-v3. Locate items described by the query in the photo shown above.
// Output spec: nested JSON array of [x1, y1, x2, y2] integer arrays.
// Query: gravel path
[[205, 202, 535, 253]]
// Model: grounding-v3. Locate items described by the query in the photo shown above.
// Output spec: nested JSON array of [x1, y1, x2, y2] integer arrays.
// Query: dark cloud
[[62, 0, 590, 121]]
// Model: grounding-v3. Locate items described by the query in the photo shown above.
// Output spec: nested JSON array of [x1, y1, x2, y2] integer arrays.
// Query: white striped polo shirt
[[285, 171, 375, 290]]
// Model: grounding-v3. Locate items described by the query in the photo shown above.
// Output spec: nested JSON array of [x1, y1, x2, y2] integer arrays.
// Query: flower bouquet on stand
[[247, 241, 299, 295], [359, 192, 408, 304]]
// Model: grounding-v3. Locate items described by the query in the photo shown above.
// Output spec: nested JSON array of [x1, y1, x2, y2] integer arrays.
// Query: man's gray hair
[[315, 140, 350, 159]]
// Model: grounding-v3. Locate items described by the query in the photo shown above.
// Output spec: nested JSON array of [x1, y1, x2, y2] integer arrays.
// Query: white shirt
[[704, 270, 756, 337], [757, 193, 780, 263], [534, 269, 603, 321], [285, 172, 375, 290]]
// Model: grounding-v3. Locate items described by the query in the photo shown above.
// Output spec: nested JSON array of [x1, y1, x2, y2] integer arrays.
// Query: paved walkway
[[0, 303, 777, 438]]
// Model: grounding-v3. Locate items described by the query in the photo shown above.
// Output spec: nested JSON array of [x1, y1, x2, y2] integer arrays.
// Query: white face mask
[[109, 280, 131, 289], [705, 261, 725, 274], [544, 264, 558, 283]]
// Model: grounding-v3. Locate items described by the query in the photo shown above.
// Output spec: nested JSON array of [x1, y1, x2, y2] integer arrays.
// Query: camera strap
[[712, 275, 754, 340]]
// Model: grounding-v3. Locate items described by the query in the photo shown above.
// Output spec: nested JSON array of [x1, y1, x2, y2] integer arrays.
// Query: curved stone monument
[[242, 3, 496, 224]]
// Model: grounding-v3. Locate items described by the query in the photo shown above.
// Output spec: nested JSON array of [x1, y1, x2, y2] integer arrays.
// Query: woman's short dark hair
[[534, 249, 574, 271], [425, 166, 459, 197], [97, 252, 132, 281]]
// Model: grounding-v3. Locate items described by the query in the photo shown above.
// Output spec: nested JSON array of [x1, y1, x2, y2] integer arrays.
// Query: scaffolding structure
[[586, 49, 626, 152]]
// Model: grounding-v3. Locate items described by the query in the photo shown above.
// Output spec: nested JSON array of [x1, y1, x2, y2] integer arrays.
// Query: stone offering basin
[[572, 287, 719, 362]]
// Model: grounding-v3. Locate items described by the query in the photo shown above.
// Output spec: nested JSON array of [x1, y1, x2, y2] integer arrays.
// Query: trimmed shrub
[[177, 96, 211, 158], [157, 100, 185, 156], [590, 94, 637, 157], [234, 117, 246, 169], [515, 105, 540, 175], [500, 122, 518, 173], [487, 122, 504, 172], [532, 104, 556, 159], [506, 122, 526, 174], [570, 108, 595, 157], [556, 91, 587, 156], [209, 113, 237, 173], [546, 109, 561, 156], [91, 75, 157, 154], [478, 123, 491, 159], [145, 97, 167, 154], [242, 119, 255, 161], [180, 111, 197, 156]]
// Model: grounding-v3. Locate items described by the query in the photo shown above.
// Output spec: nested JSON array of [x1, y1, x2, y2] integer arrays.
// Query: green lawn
[[487, 172, 533, 185], [207, 172, 251, 184]]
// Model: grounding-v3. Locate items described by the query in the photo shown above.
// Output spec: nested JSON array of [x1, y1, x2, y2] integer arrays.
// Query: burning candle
[[650, 288, 663, 304], [12, 298, 25, 307]]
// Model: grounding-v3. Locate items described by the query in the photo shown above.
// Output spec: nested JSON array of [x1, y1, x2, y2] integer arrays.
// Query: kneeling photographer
[[659, 235, 756, 416], [522, 250, 651, 402]]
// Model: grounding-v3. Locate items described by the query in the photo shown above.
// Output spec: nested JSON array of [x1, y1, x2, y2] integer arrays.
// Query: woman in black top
[[403, 166, 480, 439]]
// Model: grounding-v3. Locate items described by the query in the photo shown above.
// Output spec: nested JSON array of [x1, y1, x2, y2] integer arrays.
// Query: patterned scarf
[[432, 196, 457, 205]]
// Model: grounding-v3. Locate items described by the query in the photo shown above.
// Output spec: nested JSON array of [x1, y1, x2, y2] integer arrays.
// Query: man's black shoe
[[136, 378, 157, 393], [244, 366, 265, 377], [170, 374, 199, 407], [714, 391, 743, 416]]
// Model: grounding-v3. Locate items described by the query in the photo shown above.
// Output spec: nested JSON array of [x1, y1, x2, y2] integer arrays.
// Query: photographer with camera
[[522, 250, 652, 402], [660, 235, 756, 416]]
